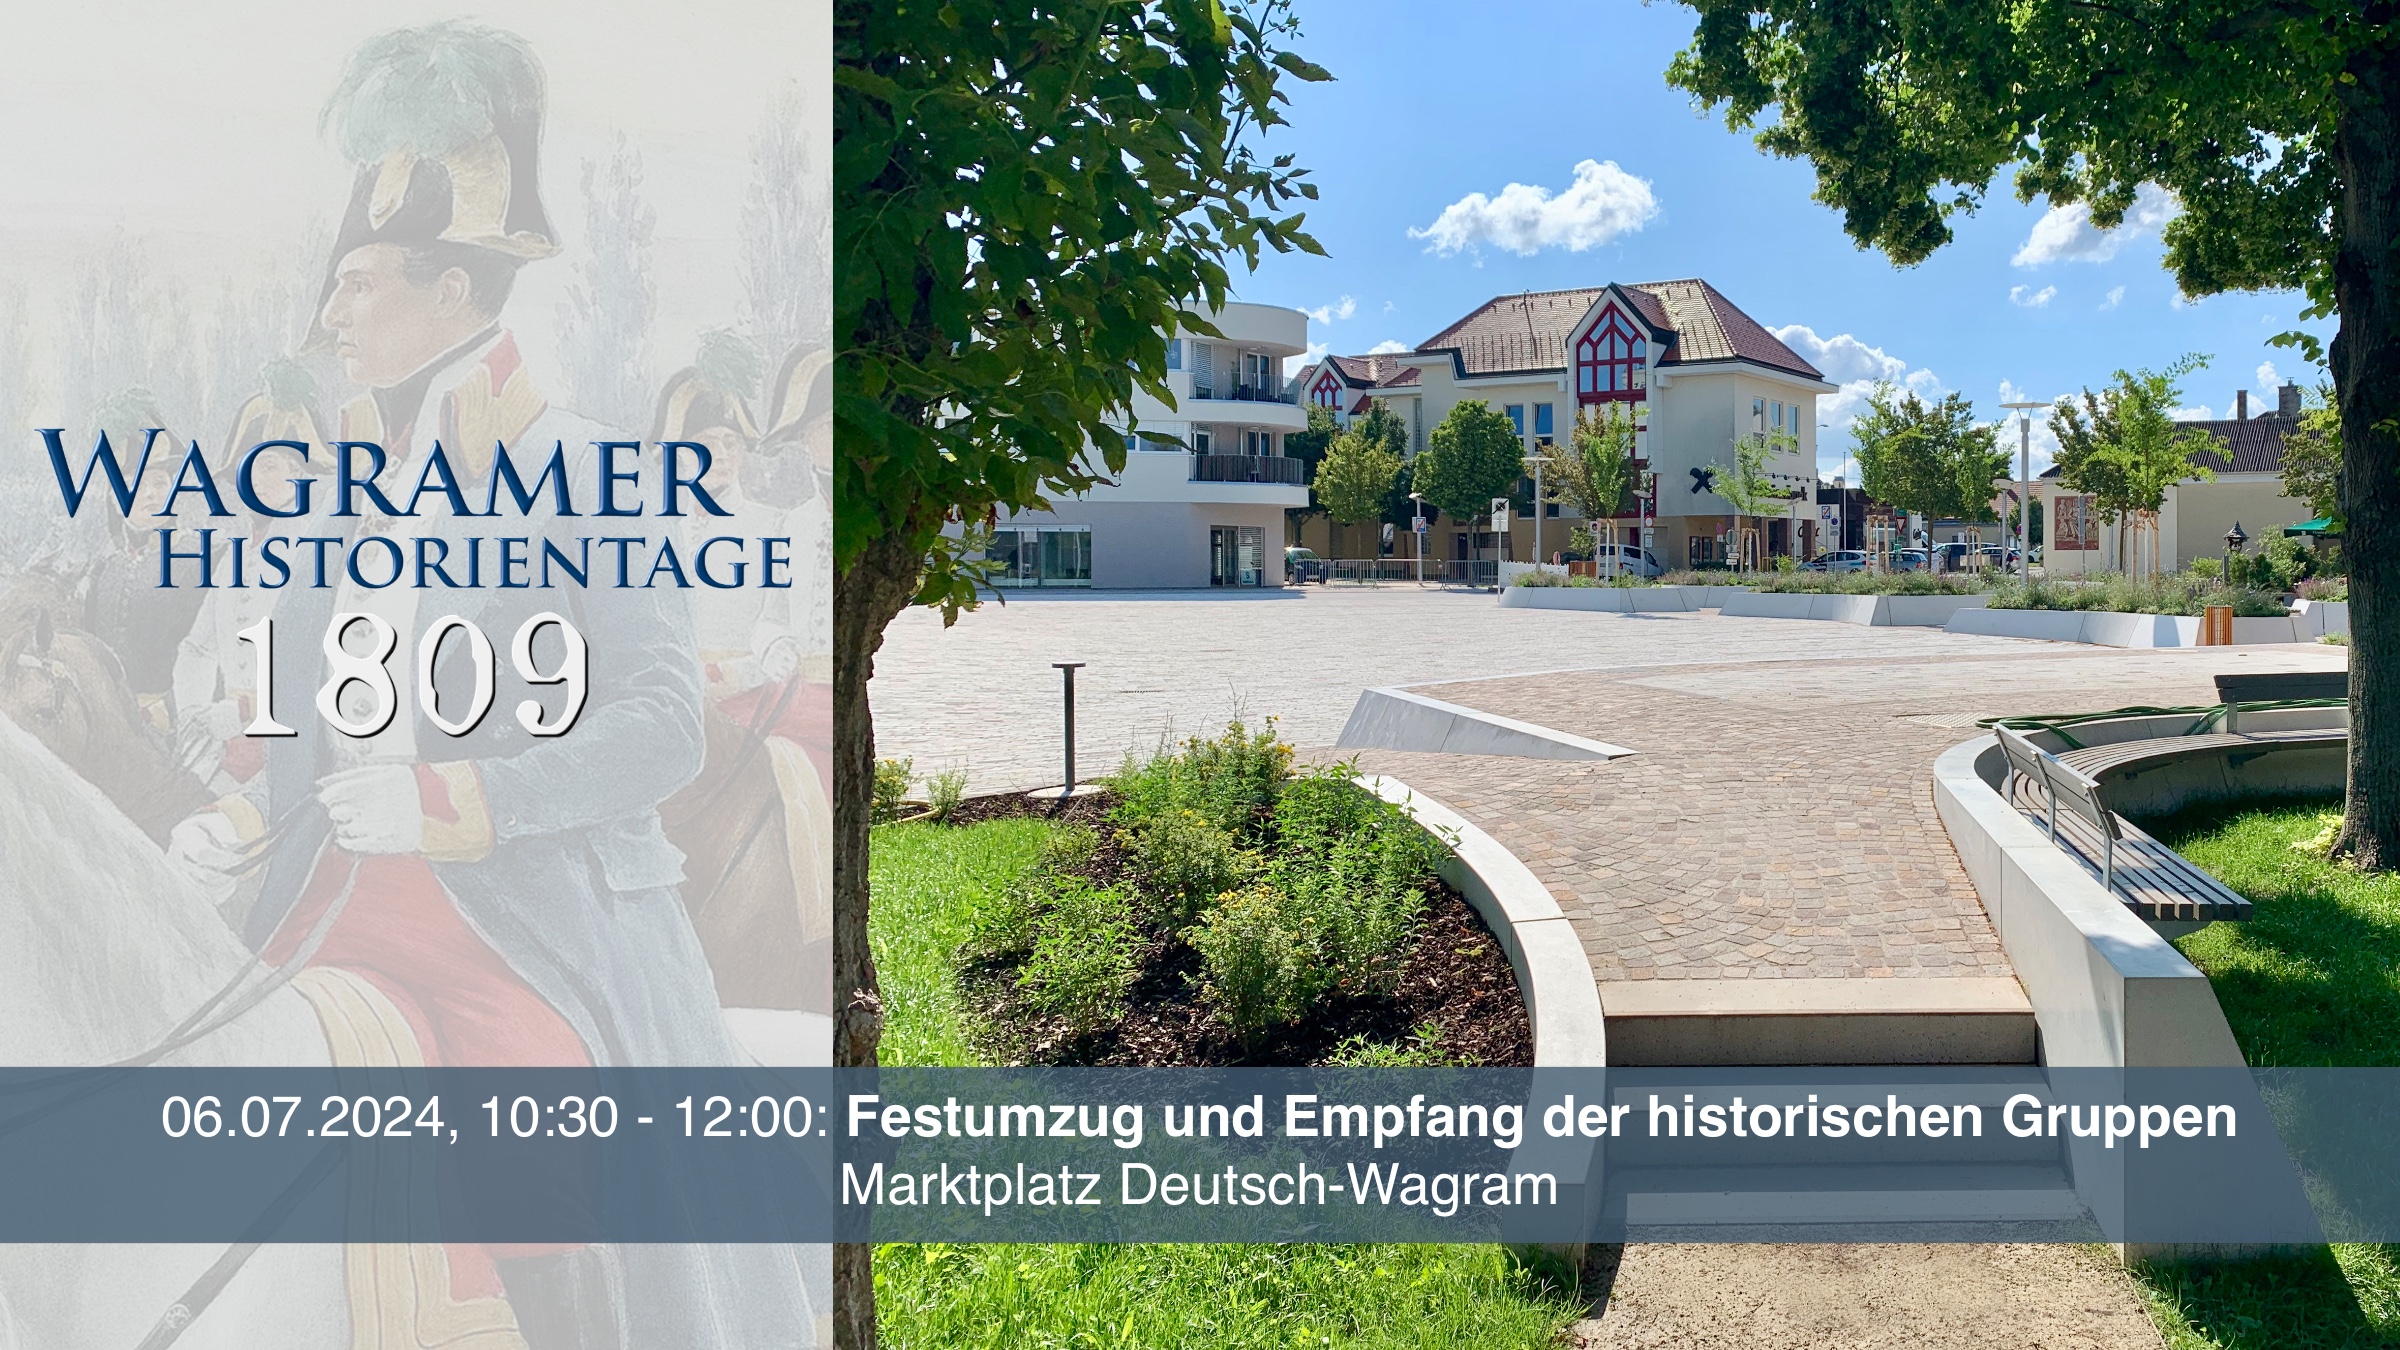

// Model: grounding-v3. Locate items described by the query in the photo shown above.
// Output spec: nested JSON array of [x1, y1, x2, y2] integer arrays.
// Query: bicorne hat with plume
[[306, 21, 559, 348]]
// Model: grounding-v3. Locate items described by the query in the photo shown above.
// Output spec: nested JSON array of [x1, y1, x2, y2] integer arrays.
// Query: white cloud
[[2172, 404, 2218, 422], [1285, 341, 1329, 379], [1382, 300, 1396, 314], [2011, 184, 2180, 267], [2257, 360, 2282, 391], [1304, 295, 1356, 326], [2009, 285, 2057, 309], [2101, 285, 2126, 310], [1366, 338, 1410, 354], [1772, 324, 1951, 477], [1408, 159, 1659, 257]]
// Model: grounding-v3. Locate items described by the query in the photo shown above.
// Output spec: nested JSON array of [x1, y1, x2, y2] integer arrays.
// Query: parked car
[[1585, 544, 1665, 578], [1284, 545, 1329, 584], [1803, 549, 1869, 573], [1892, 548, 1932, 572]]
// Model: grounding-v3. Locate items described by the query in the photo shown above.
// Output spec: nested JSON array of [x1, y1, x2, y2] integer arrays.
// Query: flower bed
[[948, 722, 1530, 1068], [1986, 573, 2288, 617], [1747, 570, 1988, 596]]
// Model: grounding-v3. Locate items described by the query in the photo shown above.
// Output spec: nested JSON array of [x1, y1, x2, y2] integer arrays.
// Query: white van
[[1589, 544, 1665, 578]]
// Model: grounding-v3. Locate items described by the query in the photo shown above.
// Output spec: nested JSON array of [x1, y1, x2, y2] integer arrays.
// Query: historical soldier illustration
[[109, 20, 821, 1348]]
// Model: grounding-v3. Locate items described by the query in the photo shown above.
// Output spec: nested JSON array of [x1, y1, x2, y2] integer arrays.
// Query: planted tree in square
[[1853, 385, 2007, 531], [1313, 418, 1402, 559], [1553, 403, 1637, 573], [1414, 400, 1525, 566], [1716, 426, 1799, 571], [2051, 358, 2216, 576], [1663, 0, 2400, 865]]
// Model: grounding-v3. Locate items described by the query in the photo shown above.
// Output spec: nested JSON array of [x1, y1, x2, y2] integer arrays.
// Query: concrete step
[[1599, 976, 2038, 1066]]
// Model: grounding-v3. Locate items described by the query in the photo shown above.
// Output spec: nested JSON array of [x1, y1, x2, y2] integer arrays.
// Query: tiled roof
[[1326, 354, 1422, 388], [2038, 412, 2295, 479], [1406, 280, 1825, 381]]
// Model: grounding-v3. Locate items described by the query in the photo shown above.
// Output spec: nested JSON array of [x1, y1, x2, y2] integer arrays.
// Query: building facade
[[2035, 383, 2313, 575], [987, 301, 1314, 588], [1289, 279, 1835, 569]]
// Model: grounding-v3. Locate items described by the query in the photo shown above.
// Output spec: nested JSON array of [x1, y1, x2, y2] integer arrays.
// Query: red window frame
[[1308, 368, 1343, 408], [1575, 304, 1648, 404]]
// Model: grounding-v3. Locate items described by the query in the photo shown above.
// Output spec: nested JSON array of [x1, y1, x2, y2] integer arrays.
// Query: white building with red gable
[[1292, 279, 1835, 569]]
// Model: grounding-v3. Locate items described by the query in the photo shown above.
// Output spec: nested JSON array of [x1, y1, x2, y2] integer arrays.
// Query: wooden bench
[[1994, 726, 2253, 924], [2216, 671, 2347, 703]]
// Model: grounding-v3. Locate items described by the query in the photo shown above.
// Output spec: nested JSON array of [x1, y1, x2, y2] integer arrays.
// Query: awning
[[2284, 517, 2338, 537]]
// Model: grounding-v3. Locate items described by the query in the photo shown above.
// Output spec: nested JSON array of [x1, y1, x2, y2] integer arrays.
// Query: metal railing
[[1190, 453, 1307, 485], [1190, 373, 1293, 403], [1294, 557, 1496, 586]]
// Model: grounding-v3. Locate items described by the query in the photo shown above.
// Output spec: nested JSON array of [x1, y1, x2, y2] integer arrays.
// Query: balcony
[[1191, 453, 1308, 485], [1188, 373, 1295, 404]]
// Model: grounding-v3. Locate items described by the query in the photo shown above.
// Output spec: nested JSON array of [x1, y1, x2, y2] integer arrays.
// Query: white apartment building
[[1292, 280, 1834, 569], [988, 301, 1312, 588]]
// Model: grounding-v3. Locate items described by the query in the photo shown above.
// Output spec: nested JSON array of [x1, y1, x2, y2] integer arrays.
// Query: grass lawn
[[868, 815, 1584, 1350], [2129, 799, 2400, 1347]]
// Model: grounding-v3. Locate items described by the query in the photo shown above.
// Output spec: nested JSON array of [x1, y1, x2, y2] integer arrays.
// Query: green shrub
[[2298, 576, 2348, 602], [925, 768, 968, 823], [1188, 886, 1327, 1044], [1749, 570, 1985, 596], [1016, 879, 1141, 1035], [1327, 1023, 1458, 1067], [2186, 555, 2223, 581], [1109, 719, 1293, 835], [963, 825, 1100, 961], [1986, 572, 2288, 617], [1772, 553, 1799, 574], [1269, 770, 1444, 997], [873, 756, 916, 823], [1126, 809, 1257, 925]]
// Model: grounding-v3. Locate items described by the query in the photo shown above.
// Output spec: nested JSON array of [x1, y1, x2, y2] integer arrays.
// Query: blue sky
[[1239, 0, 2332, 477]]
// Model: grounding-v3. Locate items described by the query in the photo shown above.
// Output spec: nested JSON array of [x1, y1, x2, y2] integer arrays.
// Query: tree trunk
[[2333, 32, 2400, 868], [830, 528, 929, 1349]]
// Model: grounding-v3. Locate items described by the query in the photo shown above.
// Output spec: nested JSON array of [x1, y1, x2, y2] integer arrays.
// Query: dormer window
[[1309, 367, 1343, 407], [1575, 303, 1648, 403]]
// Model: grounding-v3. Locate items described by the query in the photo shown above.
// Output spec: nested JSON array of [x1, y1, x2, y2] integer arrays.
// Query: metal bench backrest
[[1997, 725, 2120, 893]]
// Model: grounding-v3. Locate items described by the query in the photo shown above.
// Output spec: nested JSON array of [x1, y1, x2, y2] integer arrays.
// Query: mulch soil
[[929, 788, 1533, 1069]]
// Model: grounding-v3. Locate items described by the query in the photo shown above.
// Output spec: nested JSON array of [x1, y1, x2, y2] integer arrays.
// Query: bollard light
[[1053, 662, 1085, 794]]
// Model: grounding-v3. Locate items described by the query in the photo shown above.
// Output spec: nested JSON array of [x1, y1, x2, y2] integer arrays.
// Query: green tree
[[1853, 384, 2008, 526], [1281, 402, 1339, 540], [1552, 403, 1636, 522], [1313, 423, 1401, 557], [2051, 359, 2217, 574], [1663, 0, 2400, 863], [1717, 427, 1799, 570], [1414, 400, 1525, 560], [2282, 383, 2344, 528], [835, 3, 1324, 1338]]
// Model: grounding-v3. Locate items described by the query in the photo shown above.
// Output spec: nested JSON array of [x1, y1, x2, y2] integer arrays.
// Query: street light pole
[[1409, 491, 1425, 585], [2001, 399, 2048, 583]]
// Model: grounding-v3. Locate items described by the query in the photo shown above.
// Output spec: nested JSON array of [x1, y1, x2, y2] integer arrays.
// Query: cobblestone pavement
[[1348, 638, 2342, 984], [872, 586, 2046, 791]]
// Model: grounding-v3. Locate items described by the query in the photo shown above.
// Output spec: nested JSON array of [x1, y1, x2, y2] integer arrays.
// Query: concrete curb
[[1719, 591, 1992, 627], [1336, 686, 1637, 761], [1931, 736, 2245, 1067], [1944, 606, 2311, 646], [1358, 774, 1606, 1068]]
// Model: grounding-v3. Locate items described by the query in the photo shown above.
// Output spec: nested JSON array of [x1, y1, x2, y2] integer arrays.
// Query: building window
[[1165, 338, 1181, 371], [1504, 404, 1525, 435], [1574, 303, 1647, 403], [1752, 398, 1767, 433], [1309, 367, 1342, 407], [1190, 342, 1215, 398], [988, 527, 1092, 588], [1193, 426, 1213, 455], [1772, 400, 1784, 430], [1243, 428, 1274, 456], [1534, 403, 1554, 437], [1210, 525, 1266, 587], [1243, 351, 1272, 392]]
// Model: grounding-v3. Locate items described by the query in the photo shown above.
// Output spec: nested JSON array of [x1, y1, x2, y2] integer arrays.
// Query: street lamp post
[[2000, 399, 2050, 583], [2225, 520, 2249, 584], [1409, 491, 1426, 585]]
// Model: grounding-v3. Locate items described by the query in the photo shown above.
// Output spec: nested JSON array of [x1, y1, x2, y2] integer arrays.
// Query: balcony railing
[[1190, 453, 1308, 485], [1189, 373, 1294, 403]]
